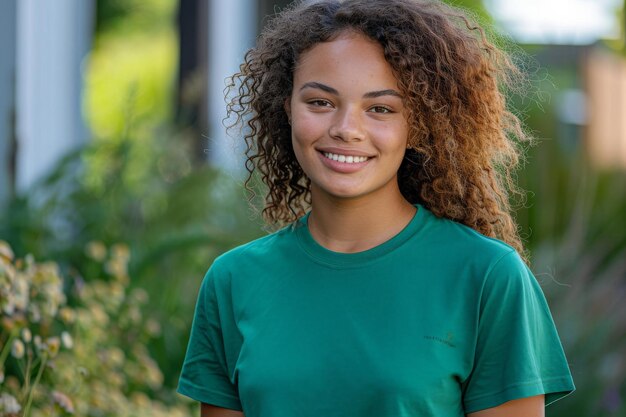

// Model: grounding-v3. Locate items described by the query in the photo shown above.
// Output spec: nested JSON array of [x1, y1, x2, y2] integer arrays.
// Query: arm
[[201, 403, 245, 417], [467, 395, 544, 417]]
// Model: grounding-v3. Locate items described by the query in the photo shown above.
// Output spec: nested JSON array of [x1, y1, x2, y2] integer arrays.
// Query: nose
[[328, 106, 365, 142]]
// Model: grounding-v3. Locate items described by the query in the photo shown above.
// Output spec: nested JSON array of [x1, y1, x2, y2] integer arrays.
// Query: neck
[[307, 186, 417, 253]]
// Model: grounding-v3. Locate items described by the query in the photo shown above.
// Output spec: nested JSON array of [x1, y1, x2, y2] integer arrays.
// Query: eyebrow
[[299, 81, 402, 99]]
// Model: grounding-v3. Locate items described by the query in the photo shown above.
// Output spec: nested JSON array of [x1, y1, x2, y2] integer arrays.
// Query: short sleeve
[[462, 250, 575, 413], [177, 266, 243, 411]]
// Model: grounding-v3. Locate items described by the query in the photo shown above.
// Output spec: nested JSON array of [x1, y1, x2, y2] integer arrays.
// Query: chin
[[317, 187, 368, 200]]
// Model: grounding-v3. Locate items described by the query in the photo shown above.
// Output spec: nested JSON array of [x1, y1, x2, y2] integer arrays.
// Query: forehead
[[293, 32, 400, 91]]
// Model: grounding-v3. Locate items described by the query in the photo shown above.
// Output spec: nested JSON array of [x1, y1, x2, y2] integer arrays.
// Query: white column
[[15, 0, 95, 192], [0, 0, 17, 206], [207, 0, 258, 175]]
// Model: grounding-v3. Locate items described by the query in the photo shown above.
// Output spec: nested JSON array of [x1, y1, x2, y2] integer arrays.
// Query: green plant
[[523, 151, 626, 417], [0, 241, 69, 417], [0, 126, 264, 388], [0, 240, 194, 416], [498, 42, 626, 415]]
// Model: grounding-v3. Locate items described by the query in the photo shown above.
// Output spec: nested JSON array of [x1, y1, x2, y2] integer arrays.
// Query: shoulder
[[419, 206, 518, 268], [200, 222, 303, 299], [412, 206, 535, 299], [209, 221, 300, 275]]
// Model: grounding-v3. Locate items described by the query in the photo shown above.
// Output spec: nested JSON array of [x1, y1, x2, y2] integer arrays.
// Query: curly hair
[[226, 0, 531, 258]]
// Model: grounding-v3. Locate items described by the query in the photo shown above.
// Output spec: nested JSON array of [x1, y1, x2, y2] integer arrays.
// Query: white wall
[[15, 0, 95, 193], [207, 0, 258, 175], [0, 0, 17, 207]]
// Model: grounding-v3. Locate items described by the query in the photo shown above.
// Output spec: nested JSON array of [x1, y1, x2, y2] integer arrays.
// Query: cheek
[[291, 114, 324, 150], [374, 124, 409, 153], [290, 125, 315, 172], [393, 122, 410, 150]]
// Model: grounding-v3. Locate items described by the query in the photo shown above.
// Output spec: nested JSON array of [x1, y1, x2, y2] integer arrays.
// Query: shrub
[[0, 240, 192, 417]]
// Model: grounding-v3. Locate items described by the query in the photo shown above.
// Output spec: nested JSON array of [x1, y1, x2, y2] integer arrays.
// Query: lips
[[317, 149, 372, 173], [316, 146, 374, 156]]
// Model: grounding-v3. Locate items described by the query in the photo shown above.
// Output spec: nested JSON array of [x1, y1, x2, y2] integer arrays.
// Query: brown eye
[[308, 99, 332, 107], [369, 106, 393, 114]]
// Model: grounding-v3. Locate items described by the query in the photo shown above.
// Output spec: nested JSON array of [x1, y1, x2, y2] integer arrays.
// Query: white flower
[[85, 241, 107, 261], [13, 275, 29, 311], [45, 336, 61, 357], [29, 304, 41, 323], [59, 307, 76, 324], [11, 339, 25, 359], [111, 243, 130, 261], [21, 327, 32, 343], [107, 347, 125, 367], [0, 240, 14, 261], [52, 391, 75, 413], [34, 335, 43, 351], [0, 393, 21, 413], [61, 331, 73, 349]]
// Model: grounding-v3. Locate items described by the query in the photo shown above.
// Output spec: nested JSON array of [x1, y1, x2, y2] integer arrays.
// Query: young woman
[[177, 1, 575, 416]]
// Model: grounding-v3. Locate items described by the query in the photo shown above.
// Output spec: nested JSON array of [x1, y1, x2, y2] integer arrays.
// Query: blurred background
[[0, 0, 625, 416]]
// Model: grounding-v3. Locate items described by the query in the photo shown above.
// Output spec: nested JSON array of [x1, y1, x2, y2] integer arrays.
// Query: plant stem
[[19, 349, 34, 403], [0, 328, 17, 366], [22, 352, 48, 417]]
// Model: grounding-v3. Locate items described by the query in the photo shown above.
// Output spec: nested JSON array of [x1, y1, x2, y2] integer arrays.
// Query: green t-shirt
[[177, 204, 575, 416]]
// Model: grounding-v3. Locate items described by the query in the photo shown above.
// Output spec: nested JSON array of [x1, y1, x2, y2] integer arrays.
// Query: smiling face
[[286, 32, 410, 203]]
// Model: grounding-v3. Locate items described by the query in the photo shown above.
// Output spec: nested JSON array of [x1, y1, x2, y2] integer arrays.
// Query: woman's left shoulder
[[424, 209, 519, 265]]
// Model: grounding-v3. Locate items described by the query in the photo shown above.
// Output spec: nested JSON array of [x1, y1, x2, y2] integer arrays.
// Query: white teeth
[[322, 152, 369, 163]]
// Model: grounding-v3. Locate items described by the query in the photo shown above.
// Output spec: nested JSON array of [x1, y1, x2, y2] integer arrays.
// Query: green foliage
[[1, 0, 265, 396], [0, 240, 192, 416], [509, 45, 626, 415], [85, 30, 177, 140], [0, 243, 68, 417], [87, 0, 177, 140], [95, 0, 176, 35], [0, 127, 264, 390], [442, 0, 492, 24], [519, 143, 626, 417]]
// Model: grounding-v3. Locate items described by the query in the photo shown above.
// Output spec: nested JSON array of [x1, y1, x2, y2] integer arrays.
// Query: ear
[[284, 97, 292, 124]]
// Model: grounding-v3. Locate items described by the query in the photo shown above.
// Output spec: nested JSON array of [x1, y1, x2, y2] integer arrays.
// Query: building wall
[[206, 0, 259, 173], [15, 0, 95, 192], [0, 0, 17, 207], [585, 49, 626, 169]]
